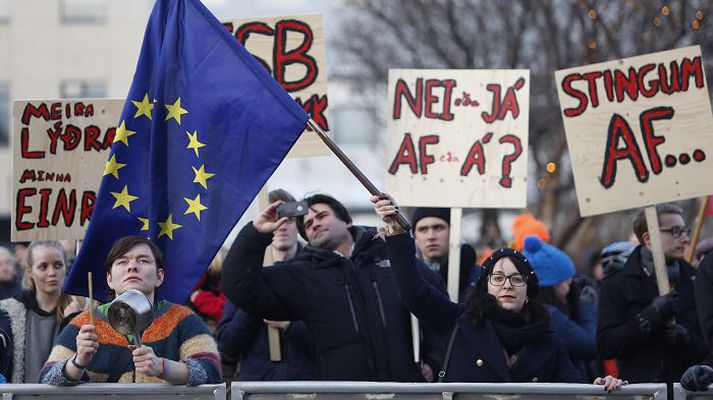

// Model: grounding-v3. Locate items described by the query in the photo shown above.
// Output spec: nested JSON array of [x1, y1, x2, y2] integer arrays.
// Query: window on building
[[0, 0, 9, 23], [0, 84, 9, 146], [60, 80, 106, 99], [60, 0, 107, 23], [331, 107, 379, 145]]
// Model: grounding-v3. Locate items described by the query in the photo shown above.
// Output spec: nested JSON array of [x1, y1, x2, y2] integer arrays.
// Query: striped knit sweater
[[40, 301, 221, 386]]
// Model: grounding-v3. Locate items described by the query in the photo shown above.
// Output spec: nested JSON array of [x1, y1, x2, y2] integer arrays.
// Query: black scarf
[[487, 305, 548, 357]]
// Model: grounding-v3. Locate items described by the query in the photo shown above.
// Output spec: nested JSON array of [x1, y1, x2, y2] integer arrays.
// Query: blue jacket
[[218, 300, 313, 381], [385, 233, 582, 383], [546, 298, 597, 381]]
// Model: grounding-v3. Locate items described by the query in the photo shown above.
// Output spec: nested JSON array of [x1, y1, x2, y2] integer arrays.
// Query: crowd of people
[[0, 190, 712, 394]]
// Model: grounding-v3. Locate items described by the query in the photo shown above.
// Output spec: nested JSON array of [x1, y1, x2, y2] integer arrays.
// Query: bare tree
[[332, 0, 713, 262]]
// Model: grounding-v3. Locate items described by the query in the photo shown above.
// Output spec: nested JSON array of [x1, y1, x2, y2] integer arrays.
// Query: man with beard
[[222, 194, 446, 381]]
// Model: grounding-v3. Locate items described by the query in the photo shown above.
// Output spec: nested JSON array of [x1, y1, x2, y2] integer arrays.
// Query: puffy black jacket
[[222, 223, 446, 381], [597, 246, 705, 383]]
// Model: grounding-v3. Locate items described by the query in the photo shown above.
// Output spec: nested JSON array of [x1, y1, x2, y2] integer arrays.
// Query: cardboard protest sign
[[223, 14, 329, 158], [12, 99, 123, 240], [556, 46, 713, 217], [386, 69, 529, 208]]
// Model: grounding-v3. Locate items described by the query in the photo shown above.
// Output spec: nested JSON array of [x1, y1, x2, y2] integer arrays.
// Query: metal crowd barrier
[[0, 383, 226, 400], [233, 382, 667, 400], [673, 383, 713, 400]]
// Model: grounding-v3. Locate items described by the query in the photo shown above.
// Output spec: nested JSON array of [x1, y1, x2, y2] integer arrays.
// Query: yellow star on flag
[[192, 164, 215, 190], [110, 185, 138, 212], [138, 217, 149, 231], [103, 154, 127, 179], [158, 214, 182, 240], [184, 194, 208, 220], [165, 97, 188, 125], [186, 130, 206, 158], [114, 120, 137, 146], [132, 94, 154, 120]]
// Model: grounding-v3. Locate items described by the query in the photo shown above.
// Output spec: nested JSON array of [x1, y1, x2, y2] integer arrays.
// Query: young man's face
[[107, 243, 164, 299], [273, 218, 299, 252], [414, 217, 450, 262], [649, 212, 690, 261], [303, 203, 351, 251]]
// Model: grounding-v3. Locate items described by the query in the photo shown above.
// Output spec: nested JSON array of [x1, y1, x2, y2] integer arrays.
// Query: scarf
[[640, 247, 680, 284], [487, 305, 548, 357]]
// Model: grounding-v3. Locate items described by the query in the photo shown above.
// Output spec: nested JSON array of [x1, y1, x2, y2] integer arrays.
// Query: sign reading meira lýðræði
[[555, 45, 713, 217], [12, 99, 124, 241], [386, 69, 530, 208], [223, 14, 330, 158]]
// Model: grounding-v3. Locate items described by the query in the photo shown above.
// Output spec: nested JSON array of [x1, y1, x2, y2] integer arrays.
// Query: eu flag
[[64, 0, 308, 302]]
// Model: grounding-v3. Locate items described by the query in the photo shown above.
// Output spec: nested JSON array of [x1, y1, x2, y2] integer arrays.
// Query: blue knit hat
[[522, 235, 575, 287]]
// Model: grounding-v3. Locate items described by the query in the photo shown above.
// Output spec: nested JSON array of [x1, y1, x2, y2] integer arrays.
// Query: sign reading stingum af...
[[556, 46, 713, 217]]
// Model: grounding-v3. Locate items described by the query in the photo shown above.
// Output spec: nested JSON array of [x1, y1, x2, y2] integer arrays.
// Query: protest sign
[[223, 14, 329, 158], [11, 99, 123, 240], [386, 69, 529, 208], [556, 45, 713, 217]]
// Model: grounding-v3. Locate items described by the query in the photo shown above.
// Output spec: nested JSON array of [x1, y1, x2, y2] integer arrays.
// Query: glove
[[665, 323, 692, 347], [577, 283, 597, 305], [681, 364, 713, 391], [636, 292, 677, 332]]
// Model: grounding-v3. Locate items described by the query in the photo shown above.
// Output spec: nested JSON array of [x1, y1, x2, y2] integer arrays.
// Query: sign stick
[[645, 207, 671, 295], [87, 271, 94, 327], [447, 208, 463, 302], [410, 314, 420, 364], [687, 196, 709, 264], [256, 186, 282, 362]]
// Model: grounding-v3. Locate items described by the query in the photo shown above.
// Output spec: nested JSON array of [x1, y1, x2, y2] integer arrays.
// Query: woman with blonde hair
[[0, 241, 70, 382]]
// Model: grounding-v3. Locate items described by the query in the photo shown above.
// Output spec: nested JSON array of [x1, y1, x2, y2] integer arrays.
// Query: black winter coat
[[695, 251, 713, 348], [217, 300, 314, 381], [385, 233, 581, 383], [222, 224, 446, 381], [597, 246, 706, 383]]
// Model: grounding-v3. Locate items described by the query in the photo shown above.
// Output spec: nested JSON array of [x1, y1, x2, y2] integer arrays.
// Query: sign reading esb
[[223, 14, 329, 158], [556, 46, 713, 217]]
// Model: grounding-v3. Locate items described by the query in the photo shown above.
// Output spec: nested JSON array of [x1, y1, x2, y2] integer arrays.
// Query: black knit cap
[[410, 207, 451, 232], [477, 247, 539, 295]]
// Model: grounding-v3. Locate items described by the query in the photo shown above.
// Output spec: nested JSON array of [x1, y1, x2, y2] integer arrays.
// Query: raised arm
[[221, 200, 297, 321], [371, 195, 460, 334]]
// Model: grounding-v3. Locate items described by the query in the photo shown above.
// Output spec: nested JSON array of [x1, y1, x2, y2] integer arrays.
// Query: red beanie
[[512, 213, 550, 251]]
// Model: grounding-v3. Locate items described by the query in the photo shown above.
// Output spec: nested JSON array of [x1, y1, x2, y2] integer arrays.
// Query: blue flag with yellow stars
[[64, 0, 308, 302]]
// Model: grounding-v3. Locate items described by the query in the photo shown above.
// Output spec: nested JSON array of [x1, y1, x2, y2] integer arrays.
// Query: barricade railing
[[673, 383, 713, 400], [233, 382, 667, 400], [0, 383, 226, 400]]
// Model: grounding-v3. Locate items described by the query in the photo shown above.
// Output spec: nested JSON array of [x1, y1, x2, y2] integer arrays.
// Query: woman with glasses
[[371, 195, 624, 390]]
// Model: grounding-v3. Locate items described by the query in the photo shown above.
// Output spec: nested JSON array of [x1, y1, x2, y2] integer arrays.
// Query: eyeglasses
[[488, 273, 527, 287], [659, 227, 691, 239]]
